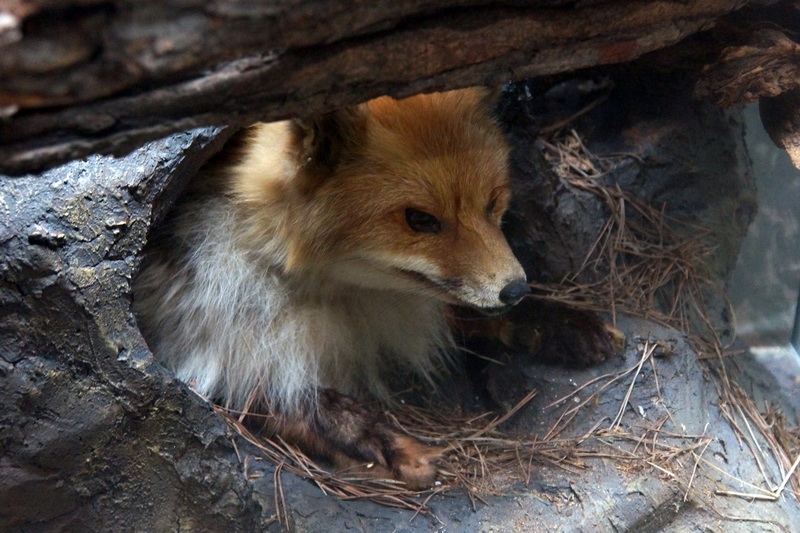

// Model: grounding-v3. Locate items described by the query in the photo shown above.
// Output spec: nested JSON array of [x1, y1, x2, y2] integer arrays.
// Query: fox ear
[[289, 106, 367, 195]]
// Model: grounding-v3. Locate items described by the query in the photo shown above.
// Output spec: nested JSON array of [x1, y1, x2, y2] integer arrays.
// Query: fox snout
[[438, 239, 529, 313], [385, 219, 529, 313], [462, 277, 529, 315], [446, 222, 530, 312], [461, 271, 529, 314]]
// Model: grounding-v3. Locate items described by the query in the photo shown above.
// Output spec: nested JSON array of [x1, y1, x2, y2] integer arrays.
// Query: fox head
[[234, 88, 529, 312]]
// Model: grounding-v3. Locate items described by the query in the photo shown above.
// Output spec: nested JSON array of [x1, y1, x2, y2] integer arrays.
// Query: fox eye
[[405, 208, 442, 234]]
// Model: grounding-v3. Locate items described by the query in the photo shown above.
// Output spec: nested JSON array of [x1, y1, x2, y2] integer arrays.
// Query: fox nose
[[498, 280, 530, 305]]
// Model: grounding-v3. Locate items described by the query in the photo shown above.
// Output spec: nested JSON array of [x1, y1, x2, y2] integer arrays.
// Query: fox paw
[[314, 389, 441, 489], [334, 433, 441, 489], [508, 302, 624, 366], [386, 434, 442, 489]]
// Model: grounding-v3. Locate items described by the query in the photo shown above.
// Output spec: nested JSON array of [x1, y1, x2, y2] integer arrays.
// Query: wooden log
[[761, 87, 800, 169], [0, 0, 750, 174]]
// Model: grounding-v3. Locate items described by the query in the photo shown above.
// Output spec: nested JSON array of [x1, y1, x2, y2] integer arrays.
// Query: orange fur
[[229, 89, 523, 303]]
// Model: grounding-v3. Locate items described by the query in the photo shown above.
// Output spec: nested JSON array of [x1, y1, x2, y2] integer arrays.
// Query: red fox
[[134, 88, 602, 489]]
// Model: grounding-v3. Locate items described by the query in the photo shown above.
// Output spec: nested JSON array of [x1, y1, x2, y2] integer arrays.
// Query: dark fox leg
[[502, 300, 624, 365], [251, 389, 441, 490], [453, 299, 624, 366]]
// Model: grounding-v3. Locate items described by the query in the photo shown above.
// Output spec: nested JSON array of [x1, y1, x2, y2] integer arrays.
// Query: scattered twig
[[610, 342, 656, 430]]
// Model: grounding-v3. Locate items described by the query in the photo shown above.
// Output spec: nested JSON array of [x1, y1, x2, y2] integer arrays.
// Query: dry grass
[[710, 354, 800, 501], [537, 130, 716, 349], [213, 126, 799, 523], [538, 128, 800, 509]]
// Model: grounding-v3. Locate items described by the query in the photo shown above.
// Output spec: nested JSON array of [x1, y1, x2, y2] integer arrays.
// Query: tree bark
[[760, 88, 800, 169], [0, 0, 758, 175]]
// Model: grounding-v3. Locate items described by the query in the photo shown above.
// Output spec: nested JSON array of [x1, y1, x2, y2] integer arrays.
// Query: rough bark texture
[[691, 2, 800, 170], [760, 87, 800, 169], [0, 0, 748, 108], [0, 0, 767, 175]]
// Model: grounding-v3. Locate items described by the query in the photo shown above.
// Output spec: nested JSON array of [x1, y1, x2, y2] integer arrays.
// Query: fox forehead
[[365, 91, 509, 169], [345, 93, 511, 213], [352, 151, 510, 218]]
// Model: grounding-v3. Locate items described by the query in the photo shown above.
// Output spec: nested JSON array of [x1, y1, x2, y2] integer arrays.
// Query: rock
[[0, 128, 266, 531]]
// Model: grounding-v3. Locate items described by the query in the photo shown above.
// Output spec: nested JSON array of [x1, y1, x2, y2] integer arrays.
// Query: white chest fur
[[134, 197, 453, 413]]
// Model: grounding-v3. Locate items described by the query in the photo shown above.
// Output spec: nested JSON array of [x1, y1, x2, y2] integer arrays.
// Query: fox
[[134, 87, 611, 489]]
